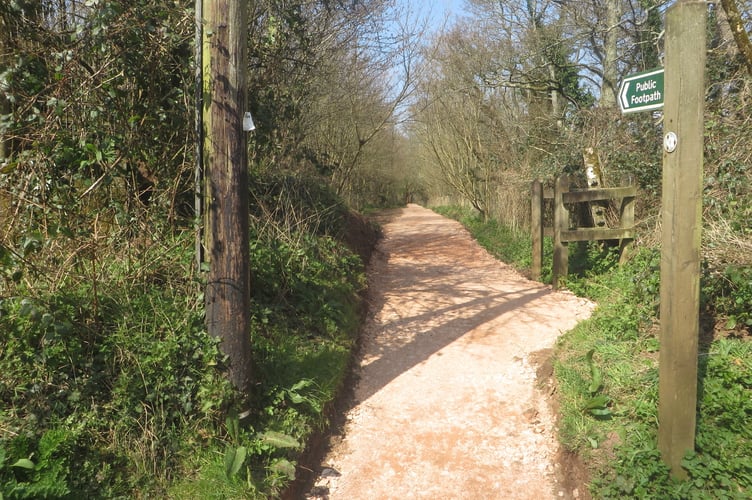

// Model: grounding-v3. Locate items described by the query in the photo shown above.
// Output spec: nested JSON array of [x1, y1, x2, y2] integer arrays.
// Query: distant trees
[[412, 26, 513, 220], [411, 1, 595, 226], [4, 0, 751, 267], [245, 0, 424, 207], [409, 0, 752, 272]]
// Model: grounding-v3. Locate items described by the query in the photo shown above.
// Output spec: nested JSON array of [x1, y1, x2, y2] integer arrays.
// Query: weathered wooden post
[[201, 0, 253, 395], [531, 179, 544, 281], [618, 175, 635, 263], [552, 175, 570, 290], [658, 0, 706, 479]]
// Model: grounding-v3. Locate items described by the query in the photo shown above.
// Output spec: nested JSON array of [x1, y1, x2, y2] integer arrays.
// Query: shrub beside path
[[306, 204, 594, 499]]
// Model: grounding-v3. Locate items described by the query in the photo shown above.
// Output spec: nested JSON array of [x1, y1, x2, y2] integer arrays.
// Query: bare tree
[[720, 0, 752, 75], [411, 23, 528, 220], [298, 3, 428, 203], [599, 0, 622, 106]]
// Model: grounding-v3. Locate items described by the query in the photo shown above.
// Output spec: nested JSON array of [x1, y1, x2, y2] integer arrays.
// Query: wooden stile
[[532, 175, 636, 288]]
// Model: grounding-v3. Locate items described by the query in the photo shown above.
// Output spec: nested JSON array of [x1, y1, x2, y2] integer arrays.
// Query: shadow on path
[[295, 204, 593, 500]]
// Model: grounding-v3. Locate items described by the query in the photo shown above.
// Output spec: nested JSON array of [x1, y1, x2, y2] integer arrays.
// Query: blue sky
[[405, 0, 467, 32], [426, 0, 465, 19]]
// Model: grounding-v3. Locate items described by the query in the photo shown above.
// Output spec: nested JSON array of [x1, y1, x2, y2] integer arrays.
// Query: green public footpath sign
[[619, 67, 665, 114]]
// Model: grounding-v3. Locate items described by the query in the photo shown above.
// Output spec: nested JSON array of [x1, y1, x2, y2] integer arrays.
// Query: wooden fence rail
[[531, 175, 636, 290]]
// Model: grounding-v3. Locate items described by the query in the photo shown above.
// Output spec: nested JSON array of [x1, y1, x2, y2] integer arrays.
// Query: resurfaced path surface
[[306, 205, 593, 499]]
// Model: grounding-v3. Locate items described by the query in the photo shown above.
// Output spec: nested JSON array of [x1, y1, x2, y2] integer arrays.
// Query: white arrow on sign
[[619, 82, 630, 111]]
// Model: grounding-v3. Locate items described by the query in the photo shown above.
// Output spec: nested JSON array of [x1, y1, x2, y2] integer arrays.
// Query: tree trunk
[[600, 0, 621, 107], [720, 0, 752, 76], [549, 62, 561, 123], [202, 0, 253, 396], [0, 75, 8, 163], [0, 13, 11, 163]]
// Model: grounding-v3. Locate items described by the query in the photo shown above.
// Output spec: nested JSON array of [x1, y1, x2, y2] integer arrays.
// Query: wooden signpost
[[615, 0, 706, 479], [656, 0, 706, 479]]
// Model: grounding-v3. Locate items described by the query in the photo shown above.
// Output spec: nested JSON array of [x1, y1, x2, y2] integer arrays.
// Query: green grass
[[163, 219, 366, 497], [438, 205, 752, 499]]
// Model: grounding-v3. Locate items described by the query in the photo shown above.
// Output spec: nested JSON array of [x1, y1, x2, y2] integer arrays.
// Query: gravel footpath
[[305, 204, 593, 500]]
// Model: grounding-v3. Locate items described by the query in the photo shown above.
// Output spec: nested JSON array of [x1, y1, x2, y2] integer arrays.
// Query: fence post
[[619, 175, 635, 263], [531, 179, 543, 281], [552, 175, 570, 290]]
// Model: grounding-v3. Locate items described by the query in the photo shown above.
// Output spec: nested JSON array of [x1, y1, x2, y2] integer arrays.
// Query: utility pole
[[198, 0, 252, 396]]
